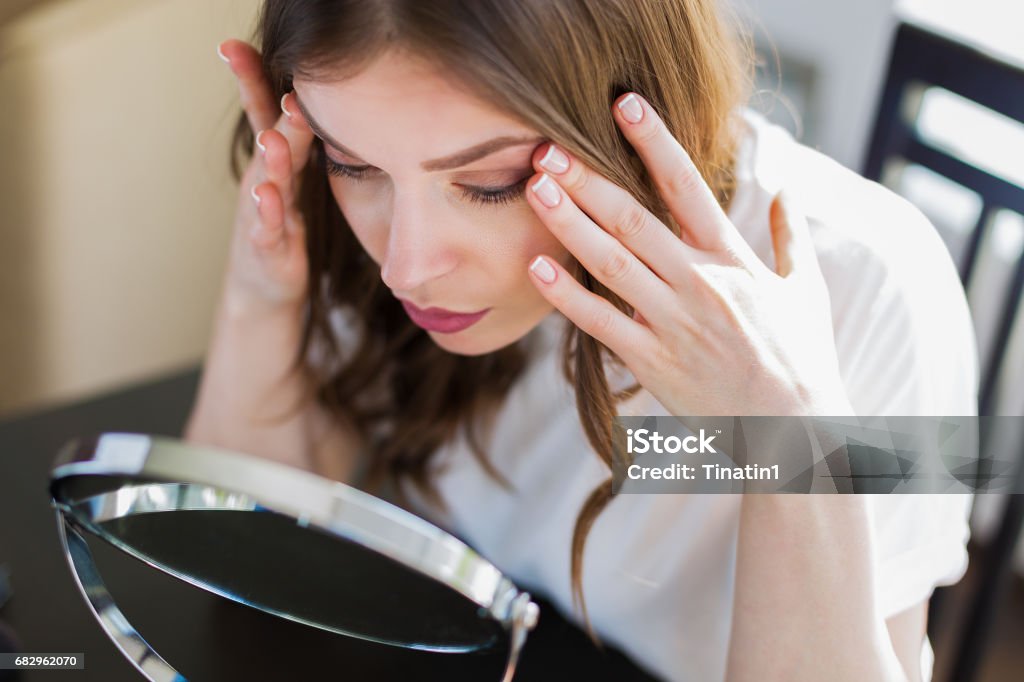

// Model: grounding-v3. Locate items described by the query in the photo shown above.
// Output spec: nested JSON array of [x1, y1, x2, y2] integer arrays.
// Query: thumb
[[769, 190, 817, 278]]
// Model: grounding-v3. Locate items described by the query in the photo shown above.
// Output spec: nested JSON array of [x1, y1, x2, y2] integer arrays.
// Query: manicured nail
[[529, 256, 557, 284], [216, 43, 230, 64], [280, 93, 293, 119], [617, 93, 644, 124], [250, 185, 261, 206], [255, 130, 266, 154], [530, 174, 561, 208], [538, 144, 570, 174]]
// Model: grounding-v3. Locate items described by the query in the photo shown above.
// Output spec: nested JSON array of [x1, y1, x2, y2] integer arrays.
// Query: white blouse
[[331, 109, 978, 681]]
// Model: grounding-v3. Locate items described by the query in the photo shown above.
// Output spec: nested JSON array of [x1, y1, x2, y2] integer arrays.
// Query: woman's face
[[294, 51, 571, 356]]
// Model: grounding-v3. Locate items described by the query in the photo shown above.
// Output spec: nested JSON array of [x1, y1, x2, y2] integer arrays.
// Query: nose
[[378, 193, 457, 294]]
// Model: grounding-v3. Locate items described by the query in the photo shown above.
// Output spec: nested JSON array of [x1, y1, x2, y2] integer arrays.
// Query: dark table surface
[[0, 368, 662, 681]]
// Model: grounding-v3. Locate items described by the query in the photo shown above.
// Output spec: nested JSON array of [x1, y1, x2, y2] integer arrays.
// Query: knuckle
[[634, 117, 662, 145], [599, 247, 632, 282], [614, 204, 648, 240], [660, 160, 702, 198], [544, 210, 572, 235], [589, 306, 617, 337], [682, 265, 713, 301], [688, 264, 716, 293], [652, 340, 684, 375], [564, 165, 591, 194]]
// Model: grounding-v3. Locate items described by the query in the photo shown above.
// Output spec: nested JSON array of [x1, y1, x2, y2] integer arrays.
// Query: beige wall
[[0, 0, 258, 416]]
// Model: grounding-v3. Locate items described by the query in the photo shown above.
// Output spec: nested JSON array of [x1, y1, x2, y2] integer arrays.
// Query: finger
[[612, 92, 752, 259], [527, 254, 657, 365], [256, 128, 296, 209], [253, 99, 314, 203], [525, 172, 680, 330], [250, 181, 286, 251], [218, 39, 278, 135], [769, 190, 818, 278], [532, 142, 706, 290], [256, 129, 294, 210], [276, 92, 315, 174]]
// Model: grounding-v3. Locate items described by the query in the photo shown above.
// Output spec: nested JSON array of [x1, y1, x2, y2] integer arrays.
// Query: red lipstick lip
[[399, 299, 491, 333]]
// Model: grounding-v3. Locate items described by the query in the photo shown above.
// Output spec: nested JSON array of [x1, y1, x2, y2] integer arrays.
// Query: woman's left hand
[[525, 92, 854, 417]]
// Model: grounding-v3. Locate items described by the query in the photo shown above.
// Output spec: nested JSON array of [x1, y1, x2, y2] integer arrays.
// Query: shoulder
[[728, 109, 951, 284], [728, 109, 979, 415]]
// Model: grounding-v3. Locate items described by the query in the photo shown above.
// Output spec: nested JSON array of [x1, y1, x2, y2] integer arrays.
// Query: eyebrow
[[294, 95, 544, 171]]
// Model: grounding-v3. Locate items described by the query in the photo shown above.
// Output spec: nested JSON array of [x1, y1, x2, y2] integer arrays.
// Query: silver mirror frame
[[50, 433, 539, 682]]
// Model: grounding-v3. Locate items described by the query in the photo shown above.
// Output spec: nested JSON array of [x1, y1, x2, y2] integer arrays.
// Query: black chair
[[863, 21, 1024, 682]]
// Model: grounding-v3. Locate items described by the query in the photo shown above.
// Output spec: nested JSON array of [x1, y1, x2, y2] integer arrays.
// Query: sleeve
[[831, 196, 979, 620], [869, 493, 973, 619]]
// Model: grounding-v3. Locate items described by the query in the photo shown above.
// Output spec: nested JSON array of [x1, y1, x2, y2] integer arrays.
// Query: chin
[[426, 329, 513, 357]]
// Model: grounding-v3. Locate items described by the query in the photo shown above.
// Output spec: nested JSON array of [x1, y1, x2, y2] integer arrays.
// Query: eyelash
[[324, 157, 530, 206]]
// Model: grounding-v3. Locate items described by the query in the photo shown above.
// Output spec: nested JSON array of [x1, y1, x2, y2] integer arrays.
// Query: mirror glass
[[54, 475, 505, 653]]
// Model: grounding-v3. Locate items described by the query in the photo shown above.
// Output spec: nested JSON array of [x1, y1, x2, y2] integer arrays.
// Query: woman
[[186, 0, 977, 679]]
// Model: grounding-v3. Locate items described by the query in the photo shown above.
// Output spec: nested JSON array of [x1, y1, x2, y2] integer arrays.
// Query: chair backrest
[[863, 21, 1024, 417], [864, 22, 1024, 682]]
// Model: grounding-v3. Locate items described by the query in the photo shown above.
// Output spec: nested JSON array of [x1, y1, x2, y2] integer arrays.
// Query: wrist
[[221, 285, 307, 325], [773, 377, 854, 417], [798, 383, 856, 417]]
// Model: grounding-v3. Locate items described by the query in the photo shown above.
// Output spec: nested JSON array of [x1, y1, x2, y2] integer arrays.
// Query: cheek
[[326, 179, 570, 278], [468, 205, 568, 280], [477, 210, 575, 316], [510, 208, 572, 271]]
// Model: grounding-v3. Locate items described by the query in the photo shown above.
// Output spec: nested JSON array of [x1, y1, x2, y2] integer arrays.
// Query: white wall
[[0, 0, 258, 414], [726, 0, 897, 172]]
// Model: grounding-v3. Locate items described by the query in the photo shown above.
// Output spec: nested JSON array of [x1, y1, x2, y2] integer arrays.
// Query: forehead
[[293, 51, 535, 162]]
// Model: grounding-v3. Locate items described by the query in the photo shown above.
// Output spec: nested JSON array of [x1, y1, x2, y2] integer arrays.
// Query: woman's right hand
[[217, 39, 316, 318]]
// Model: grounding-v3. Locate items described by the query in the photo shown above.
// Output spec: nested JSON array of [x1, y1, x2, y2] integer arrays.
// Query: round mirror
[[49, 433, 538, 682]]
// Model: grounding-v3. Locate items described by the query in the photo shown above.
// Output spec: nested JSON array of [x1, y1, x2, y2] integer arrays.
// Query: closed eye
[[323, 157, 529, 207], [324, 157, 374, 180]]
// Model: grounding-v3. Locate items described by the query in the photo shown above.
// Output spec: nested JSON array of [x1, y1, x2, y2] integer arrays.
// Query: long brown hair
[[230, 0, 752, 644]]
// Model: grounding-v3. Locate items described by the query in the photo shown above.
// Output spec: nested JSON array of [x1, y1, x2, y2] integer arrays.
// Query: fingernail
[[280, 93, 293, 119], [216, 42, 230, 65], [538, 143, 570, 174], [255, 130, 266, 154], [250, 185, 262, 206], [529, 256, 557, 284], [617, 93, 644, 124], [530, 174, 561, 208]]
